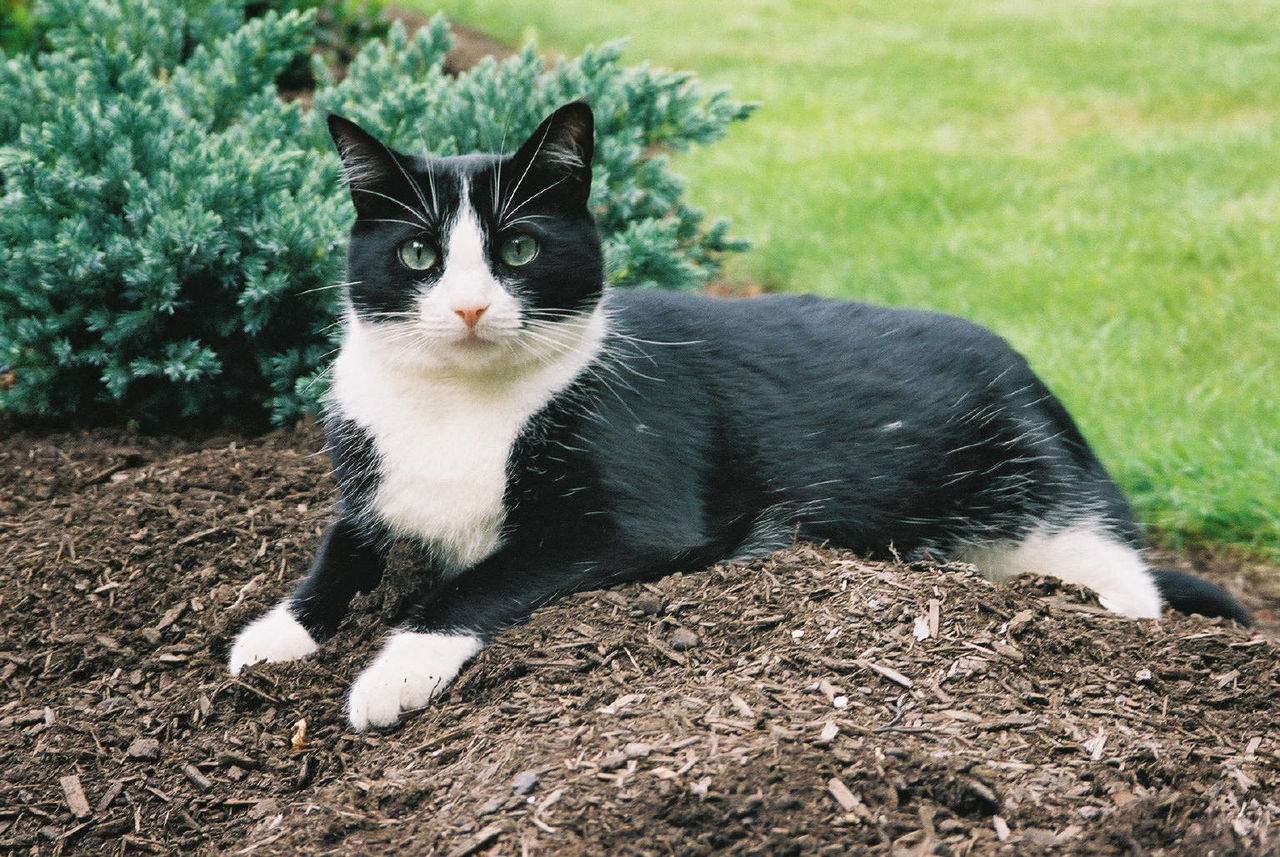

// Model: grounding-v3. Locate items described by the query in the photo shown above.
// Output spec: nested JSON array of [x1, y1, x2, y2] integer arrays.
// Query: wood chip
[[181, 763, 212, 792], [126, 737, 161, 760], [153, 601, 188, 631], [646, 631, 687, 665], [1215, 669, 1240, 688], [537, 788, 565, 814], [476, 796, 506, 817], [511, 769, 541, 795], [992, 815, 1011, 841], [624, 742, 652, 759], [939, 709, 982, 723], [668, 626, 700, 651], [992, 641, 1024, 662], [598, 694, 642, 715], [216, 751, 261, 770], [1006, 608, 1036, 635], [826, 777, 859, 812], [703, 714, 755, 732], [94, 781, 124, 814], [856, 658, 914, 689], [1083, 728, 1107, 762], [59, 774, 91, 819], [912, 614, 931, 640], [446, 822, 507, 857], [290, 717, 309, 750], [175, 527, 224, 546]]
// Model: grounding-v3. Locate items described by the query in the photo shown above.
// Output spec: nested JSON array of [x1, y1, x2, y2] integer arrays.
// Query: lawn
[[423, 0, 1280, 557]]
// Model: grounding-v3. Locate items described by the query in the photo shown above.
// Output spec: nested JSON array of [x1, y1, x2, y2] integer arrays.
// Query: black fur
[[1151, 568, 1250, 625]]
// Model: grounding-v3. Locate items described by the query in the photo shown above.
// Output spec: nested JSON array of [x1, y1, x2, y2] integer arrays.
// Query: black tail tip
[[1151, 568, 1251, 626]]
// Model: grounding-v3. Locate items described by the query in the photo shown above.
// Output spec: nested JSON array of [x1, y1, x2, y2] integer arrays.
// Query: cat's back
[[603, 287, 1022, 385], [594, 286, 1054, 476]]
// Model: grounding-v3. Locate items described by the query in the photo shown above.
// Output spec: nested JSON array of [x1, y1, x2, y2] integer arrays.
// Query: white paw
[[346, 631, 485, 731], [227, 601, 319, 675]]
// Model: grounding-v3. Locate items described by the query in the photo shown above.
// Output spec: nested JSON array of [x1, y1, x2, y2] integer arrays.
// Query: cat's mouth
[[452, 331, 494, 347]]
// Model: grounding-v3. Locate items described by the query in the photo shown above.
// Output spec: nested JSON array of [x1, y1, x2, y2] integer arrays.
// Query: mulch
[[1, 424, 1277, 856]]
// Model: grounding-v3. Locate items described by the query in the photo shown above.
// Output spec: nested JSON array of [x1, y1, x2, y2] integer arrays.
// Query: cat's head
[[328, 102, 604, 372]]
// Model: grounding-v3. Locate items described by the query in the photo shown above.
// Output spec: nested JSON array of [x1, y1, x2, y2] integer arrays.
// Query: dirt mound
[[1, 427, 1276, 856]]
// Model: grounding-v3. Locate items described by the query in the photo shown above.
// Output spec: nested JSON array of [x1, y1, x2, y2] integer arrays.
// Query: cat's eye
[[500, 235, 539, 267], [398, 239, 437, 271]]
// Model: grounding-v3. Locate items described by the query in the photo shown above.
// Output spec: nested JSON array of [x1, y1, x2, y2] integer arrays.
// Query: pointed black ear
[[327, 114, 402, 214], [510, 101, 594, 203]]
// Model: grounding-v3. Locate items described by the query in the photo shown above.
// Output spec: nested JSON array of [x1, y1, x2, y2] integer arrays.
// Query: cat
[[227, 101, 1248, 731]]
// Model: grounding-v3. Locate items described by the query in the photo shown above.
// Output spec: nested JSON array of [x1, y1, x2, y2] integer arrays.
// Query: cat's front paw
[[346, 631, 485, 731], [228, 601, 319, 675]]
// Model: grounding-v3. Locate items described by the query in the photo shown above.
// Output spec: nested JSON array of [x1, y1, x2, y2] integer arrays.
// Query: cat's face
[[328, 103, 604, 372]]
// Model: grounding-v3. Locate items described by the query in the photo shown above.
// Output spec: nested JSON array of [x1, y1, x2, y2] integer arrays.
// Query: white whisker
[[386, 148, 436, 226], [352, 187, 431, 227], [498, 118, 554, 223], [501, 175, 569, 226]]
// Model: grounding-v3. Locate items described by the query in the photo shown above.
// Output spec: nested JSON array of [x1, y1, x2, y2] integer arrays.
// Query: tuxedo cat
[[228, 102, 1247, 731]]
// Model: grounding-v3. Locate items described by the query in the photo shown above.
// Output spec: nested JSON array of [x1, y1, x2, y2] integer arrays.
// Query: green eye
[[500, 235, 538, 267], [398, 239, 437, 271]]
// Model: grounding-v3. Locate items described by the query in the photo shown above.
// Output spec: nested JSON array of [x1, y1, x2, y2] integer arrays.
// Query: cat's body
[[228, 103, 1247, 731]]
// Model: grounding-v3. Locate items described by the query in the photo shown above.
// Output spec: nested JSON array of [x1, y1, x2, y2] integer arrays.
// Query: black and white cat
[[228, 102, 1247, 731]]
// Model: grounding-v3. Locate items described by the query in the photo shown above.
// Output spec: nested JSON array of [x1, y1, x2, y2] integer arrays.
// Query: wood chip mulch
[[1, 425, 1277, 856]]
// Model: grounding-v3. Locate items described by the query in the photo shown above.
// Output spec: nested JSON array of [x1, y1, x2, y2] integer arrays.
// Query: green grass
[[422, 0, 1280, 558]]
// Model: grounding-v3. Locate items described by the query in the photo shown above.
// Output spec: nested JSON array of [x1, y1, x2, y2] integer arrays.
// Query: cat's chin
[[397, 338, 573, 379]]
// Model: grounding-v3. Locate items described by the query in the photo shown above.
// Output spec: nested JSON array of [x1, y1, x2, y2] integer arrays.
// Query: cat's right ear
[[327, 114, 400, 215]]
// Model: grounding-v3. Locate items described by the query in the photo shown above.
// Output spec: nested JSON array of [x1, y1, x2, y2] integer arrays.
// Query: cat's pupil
[[500, 235, 538, 267], [398, 239, 437, 271]]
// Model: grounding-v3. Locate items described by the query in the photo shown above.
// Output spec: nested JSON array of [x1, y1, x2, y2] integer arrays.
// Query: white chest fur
[[329, 308, 605, 574]]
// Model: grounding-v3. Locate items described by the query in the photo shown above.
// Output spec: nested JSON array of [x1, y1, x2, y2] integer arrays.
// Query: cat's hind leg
[[228, 517, 387, 674], [954, 523, 1163, 618]]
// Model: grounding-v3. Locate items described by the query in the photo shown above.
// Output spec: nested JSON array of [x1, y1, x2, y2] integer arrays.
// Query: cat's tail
[[1151, 568, 1251, 626]]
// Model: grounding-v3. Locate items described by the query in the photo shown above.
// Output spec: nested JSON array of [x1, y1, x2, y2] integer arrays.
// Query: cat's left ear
[[510, 101, 594, 205]]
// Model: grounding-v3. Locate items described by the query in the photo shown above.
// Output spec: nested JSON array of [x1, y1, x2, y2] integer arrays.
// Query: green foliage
[[248, 0, 389, 91], [0, 0, 751, 430], [0, 1, 40, 54]]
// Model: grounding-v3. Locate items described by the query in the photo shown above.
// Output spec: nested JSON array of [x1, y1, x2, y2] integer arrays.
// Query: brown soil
[[1, 425, 1277, 857]]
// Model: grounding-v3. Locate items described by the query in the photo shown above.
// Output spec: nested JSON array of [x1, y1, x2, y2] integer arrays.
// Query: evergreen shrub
[[0, 0, 751, 429], [0, 1, 40, 55]]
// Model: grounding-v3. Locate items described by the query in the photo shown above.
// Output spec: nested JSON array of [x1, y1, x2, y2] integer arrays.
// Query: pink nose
[[453, 305, 488, 328]]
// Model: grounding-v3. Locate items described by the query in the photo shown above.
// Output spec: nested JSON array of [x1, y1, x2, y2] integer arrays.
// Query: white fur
[[418, 194, 524, 341], [956, 524, 1163, 618], [227, 601, 319, 675], [330, 195, 607, 574], [347, 631, 485, 731]]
